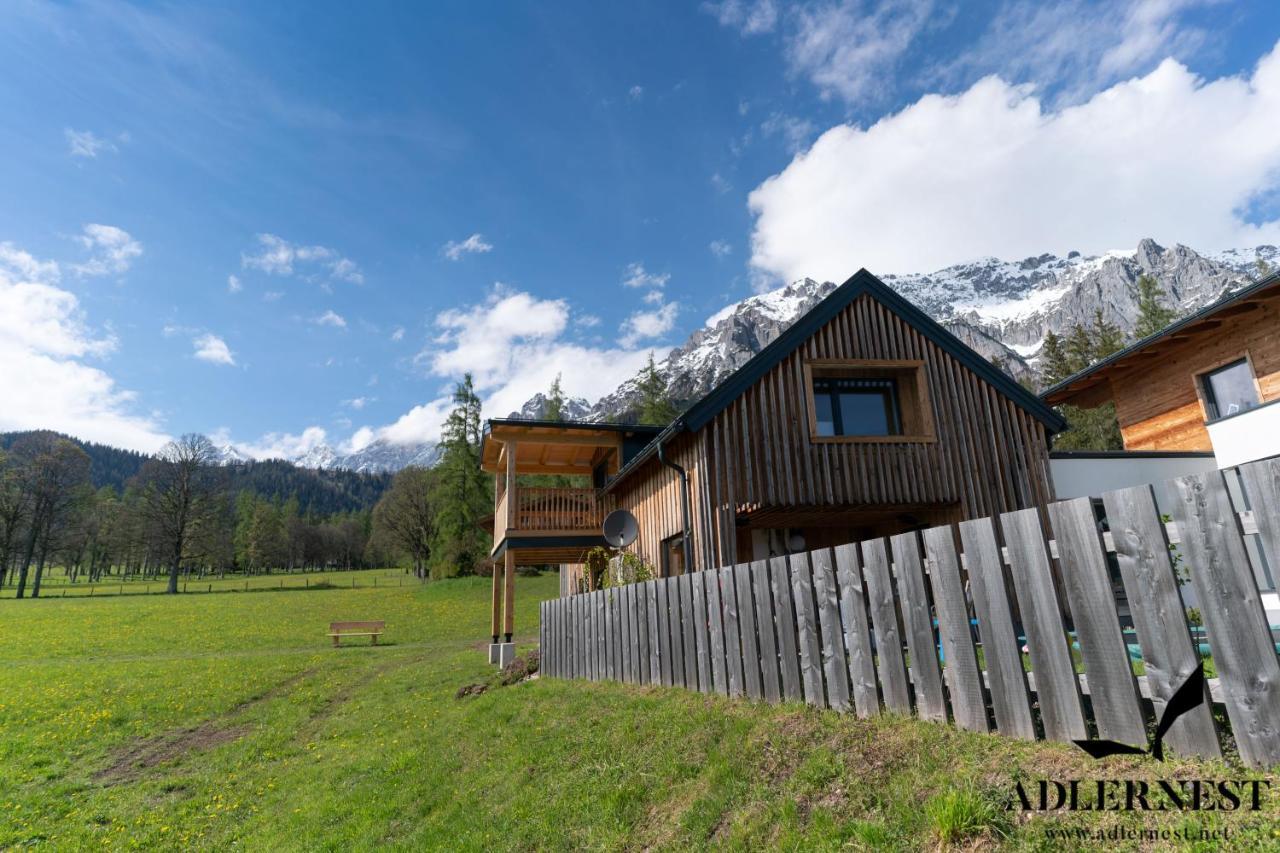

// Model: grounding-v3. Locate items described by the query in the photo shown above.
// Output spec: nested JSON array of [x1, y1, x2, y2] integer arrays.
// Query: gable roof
[[607, 268, 1067, 489], [1041, 268, 1280, 406]]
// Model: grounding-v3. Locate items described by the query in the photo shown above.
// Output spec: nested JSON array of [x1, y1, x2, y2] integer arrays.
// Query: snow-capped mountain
[[210, 437, 440, 474], [568, 239, 1278, 422], [508, 392, 593, 421]]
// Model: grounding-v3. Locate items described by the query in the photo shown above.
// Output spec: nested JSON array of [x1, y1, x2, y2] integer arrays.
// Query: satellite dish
[[602, 509, 639, 548]]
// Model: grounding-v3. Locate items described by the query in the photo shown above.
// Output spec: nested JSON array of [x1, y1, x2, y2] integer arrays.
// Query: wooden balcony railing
[[513, 487, 611, 532]]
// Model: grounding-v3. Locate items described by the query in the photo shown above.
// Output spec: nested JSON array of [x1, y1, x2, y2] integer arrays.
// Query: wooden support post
[[503, 549, 516, 642], [490, 559, 502, 644]]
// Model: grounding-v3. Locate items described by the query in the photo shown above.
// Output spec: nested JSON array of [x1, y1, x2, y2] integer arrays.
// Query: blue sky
[[1, 0, 1278, 455]]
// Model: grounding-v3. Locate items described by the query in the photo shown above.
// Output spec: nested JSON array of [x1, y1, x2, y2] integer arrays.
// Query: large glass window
[[1201, 359, 1259, 420], [811, 377, 902, 437]]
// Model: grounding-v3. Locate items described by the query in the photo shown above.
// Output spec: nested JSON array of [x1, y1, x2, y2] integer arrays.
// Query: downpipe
[[657, 436, 695, 573]]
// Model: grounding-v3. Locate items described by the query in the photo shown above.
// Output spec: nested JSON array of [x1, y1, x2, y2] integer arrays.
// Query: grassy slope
[[0, 572, 1276, 851]]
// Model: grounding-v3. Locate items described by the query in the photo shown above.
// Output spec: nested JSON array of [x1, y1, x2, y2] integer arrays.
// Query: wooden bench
[[328, 620, 385, 647]]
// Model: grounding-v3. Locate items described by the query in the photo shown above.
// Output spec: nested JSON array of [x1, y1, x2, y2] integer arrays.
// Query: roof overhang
[[1041, 270, 1280, 407], [480, 418, 662, 475]]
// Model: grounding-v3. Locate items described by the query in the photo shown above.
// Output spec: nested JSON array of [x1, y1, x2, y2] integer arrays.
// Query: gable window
[[812, 377, 902, 437], [803, 359, 936, 443], [1200, 358, 1259, 420]]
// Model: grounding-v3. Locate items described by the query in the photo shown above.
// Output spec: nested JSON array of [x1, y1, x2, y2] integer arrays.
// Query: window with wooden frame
[[802, 360, 936, 443], [1197, 356, 1261, 421]]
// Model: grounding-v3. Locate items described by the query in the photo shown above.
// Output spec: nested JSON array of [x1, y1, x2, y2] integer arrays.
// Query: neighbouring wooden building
[[1042, 270, 1280, 469], [481, 269, 1066, 643]]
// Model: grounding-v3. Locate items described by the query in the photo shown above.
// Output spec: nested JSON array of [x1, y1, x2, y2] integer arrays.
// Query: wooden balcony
[[492, 484, 614, 563]]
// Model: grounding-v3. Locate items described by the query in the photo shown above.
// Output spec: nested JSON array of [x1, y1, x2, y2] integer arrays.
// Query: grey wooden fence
[[539, 458, 1280, 769]]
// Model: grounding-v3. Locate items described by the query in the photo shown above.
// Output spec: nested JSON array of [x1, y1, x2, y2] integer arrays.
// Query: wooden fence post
[[999, 508, 1087, 742], [789, 552, 825, 707], [1049, 498, 1148, 748], [769, 556, 803, 703], [811, 549, 851, 712], [834, 543, 878, 717], [1170, 470, 1280, 769], [958, 518, 1033, 739], [889, 531, 947, 723], [750, 561, 781, 703], [861, 538, 911, 714], [720, 565, 745, 698]]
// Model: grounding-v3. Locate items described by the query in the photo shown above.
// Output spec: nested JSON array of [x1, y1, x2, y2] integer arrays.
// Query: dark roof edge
[[484, 417, 664, 433], [1049, 449, 1217, 459], [606, 268, 1068, 489], [1040, 269, 1280, 401]]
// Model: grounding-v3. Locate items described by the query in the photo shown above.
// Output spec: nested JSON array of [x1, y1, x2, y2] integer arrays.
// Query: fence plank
[[1238, 457, 1280, 591], [606, 588, 617, 681], [692, 570, 712, 694], [958, 517, 1034, 739], [706, 570, 728, 695], [613, 587, 625, 682], [1102, 485, 1221, 760], [573, 595, 583, 679], [812, 548, 852, 712], [634, 583, 649, 685], [922, 526, 987, 731], [667, 578, 687, 688], [539, 601, 547, 677], [770, 556, 803, 702], [751, 561, 782, 703], [1049, 498, 1148, 747], [679, 574, 699, 690], [1170, 470, 1280, 769], [645, 581, 660, 685], [861, 538, 911, 714], [1000, 508, 1087, 742], [721, 566, 746, 698], [623, 584, 637, 684], [889, 532, 946, 723], [579, 594, 588, 679], [598, 591, 608, 681], [734, 564, 764, 700], [790, 552, 826, 706], [656, 580, 672, 686], [834, 543, 879, 717]]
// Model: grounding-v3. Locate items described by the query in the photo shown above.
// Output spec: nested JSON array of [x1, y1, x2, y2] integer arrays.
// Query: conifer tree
[[545, 373, 566, 421], [430, 374, 491, 577], [1133, 275, 1177, 340], [1039, 330, 1070, 386], [636, 353, 678, 425]]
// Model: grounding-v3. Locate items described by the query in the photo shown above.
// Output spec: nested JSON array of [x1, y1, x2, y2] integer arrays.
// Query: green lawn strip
[[2, 571, 1277, 850]]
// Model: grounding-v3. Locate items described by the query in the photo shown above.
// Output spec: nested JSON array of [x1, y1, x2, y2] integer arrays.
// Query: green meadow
[[1, 570, 1275, 850]]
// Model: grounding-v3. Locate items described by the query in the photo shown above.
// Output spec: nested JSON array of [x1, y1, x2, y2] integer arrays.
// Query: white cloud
[[390, 326, 405, 342], [192, 333, 236, 366], [227, 274, 242, 293], [703, 0, 779, 35], [620, 301, 679, 348], [629, 85, 645, 100], [314, 309, 347, 328], [760, 112, 816, 153], [622, 262, 670, 290], [241, 233, 362, 284], [262, 290, 283, 302], [940, 0, 1218, 105], [710, 172, 732, 194], [371, 288, 665, 445], [65, 129, 117, 158], [441, 233, 494, 261], [72, 224, 142, 277], [709, 239, 733, 258], [0, 242, 167, 452], [577, 314, 601, 328], [787, 0, 934, 104], [235, 426, 329, 461], [343, 396, 374, 410], [748, 42, 1280, 279]]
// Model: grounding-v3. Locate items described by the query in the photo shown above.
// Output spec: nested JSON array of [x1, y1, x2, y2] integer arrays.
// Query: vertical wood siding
[[611, 293, 1056, 571]]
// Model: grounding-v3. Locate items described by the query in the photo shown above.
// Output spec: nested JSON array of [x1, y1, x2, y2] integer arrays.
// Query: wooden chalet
[[482, 269, 1066, 645], [1042, 270, 1280, 468]]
